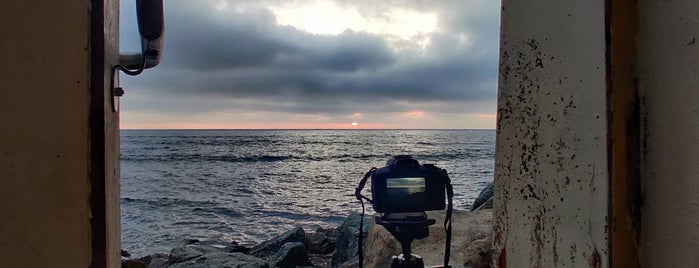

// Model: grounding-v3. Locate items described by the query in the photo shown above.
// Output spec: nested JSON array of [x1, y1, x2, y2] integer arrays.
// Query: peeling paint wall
[[494, 1, 609, 267], [636, 1, 699, 267]]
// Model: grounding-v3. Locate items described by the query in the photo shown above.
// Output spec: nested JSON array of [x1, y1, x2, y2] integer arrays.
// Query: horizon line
[[119, 128, 496, 131]]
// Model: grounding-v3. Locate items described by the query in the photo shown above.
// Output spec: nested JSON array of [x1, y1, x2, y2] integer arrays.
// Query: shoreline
[[122, 209, 493, 268]]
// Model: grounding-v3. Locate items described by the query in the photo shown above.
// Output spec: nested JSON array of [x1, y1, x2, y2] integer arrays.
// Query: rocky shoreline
[[122, 209, 493, 268], [122, 212, 367, 268]]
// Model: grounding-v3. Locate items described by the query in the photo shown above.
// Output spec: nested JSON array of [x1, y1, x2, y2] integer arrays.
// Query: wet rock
[[268, 242, 312, 268], [307, 230, 335, 254], [331, 212, 369, 267], [249, 226, 309, 257], [121, 259, 147, 268], [308, 253, 332, 268], [228, 241, 252, 254], [337, 256, 359, 268], [168, 252, 268, 268], [121, 249, 132, 258], [187, 239, 251, 254], [311, 225, 337, 241], [122, 253, 166, 268], [168, 245, 221, 264], [471, 182, 494, 211], [146, 253, 168, 268]]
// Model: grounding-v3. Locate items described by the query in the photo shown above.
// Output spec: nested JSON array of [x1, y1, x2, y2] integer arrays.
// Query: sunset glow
[[404, 111, 425, 117], [120, 121, 389, 130]]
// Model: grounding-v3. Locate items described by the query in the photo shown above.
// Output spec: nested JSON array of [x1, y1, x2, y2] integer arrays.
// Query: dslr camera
[[370, 155, 450, 213]]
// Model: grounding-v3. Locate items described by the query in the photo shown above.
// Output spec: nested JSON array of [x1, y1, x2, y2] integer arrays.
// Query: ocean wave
[[119, 151, 488, 164], [121, 197, 219, 209], [192, 207, 243, 218]]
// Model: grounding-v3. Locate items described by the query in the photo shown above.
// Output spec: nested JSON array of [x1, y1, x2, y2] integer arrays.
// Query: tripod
[[375, 213, 438, 268]]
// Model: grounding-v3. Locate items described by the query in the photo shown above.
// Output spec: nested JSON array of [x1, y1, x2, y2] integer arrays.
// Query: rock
[[462, 237, 493, 268], [337, 256, 359, 268], [360, 221, 401, 268], [471, 182, 494, 211], [229, 241, 252, 254], [249, 226, 309, 257], [363, 210, 493, 267], [187, 239, 251, 254], [168, 252, 268, 268], [307, 230, 335, 254], [121, 253, 161, 268], [168, 245, 221, 264], [311, 225, 337, 241], [308, 253, 332, 268], [121, 249, 132, 258], [121, 259, 147, 268], [268, 242, 312, 268], [146, 253, 169, 268], [331, 212, 369, 267]]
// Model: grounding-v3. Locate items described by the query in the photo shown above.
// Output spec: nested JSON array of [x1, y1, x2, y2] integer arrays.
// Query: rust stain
[[588, 249, 601, 268], [498, 249, 507, 268]]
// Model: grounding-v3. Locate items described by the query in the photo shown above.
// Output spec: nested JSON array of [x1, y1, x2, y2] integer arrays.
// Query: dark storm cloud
[[120, 0, 499, 115]]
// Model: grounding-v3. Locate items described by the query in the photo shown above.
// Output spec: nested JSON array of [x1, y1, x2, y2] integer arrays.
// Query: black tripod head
[[376, 212, 437, 268]]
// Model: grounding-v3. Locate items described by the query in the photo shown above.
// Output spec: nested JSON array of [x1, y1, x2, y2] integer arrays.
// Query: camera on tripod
[[355, 155, 454, 268], [370, 155, 450, 214]]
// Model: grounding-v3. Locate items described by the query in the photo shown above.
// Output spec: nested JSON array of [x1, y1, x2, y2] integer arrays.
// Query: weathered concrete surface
[[0, 1, 92, 267], [363, 210, 492, 267], [636, 1, 699, 267], [494, 0, 609, 267]]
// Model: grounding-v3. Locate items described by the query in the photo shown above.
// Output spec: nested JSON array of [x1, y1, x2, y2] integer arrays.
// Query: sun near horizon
[[120, 110, 497, 130], [119, 115, 497, 130]]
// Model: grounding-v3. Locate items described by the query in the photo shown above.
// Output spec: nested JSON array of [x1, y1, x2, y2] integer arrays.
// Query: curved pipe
[[119, 0, 164, 70]]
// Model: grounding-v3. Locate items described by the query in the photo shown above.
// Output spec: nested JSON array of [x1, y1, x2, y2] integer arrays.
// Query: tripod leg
[[390, 254, 425, 268]]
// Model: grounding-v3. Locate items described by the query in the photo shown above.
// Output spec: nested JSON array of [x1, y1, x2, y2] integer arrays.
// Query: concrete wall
[[0, 0, 120, 267], [0, 1, 92, 266], [637, 1, 699, 266], [494, 0, 609, 267], [495, 0, 699, 267]]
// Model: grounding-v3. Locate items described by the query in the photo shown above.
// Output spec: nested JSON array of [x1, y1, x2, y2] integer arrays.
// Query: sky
[[118, 0, 500, 129]]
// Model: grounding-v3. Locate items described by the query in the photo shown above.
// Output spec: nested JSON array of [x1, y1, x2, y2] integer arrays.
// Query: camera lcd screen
[[386, 177, 426, 210]]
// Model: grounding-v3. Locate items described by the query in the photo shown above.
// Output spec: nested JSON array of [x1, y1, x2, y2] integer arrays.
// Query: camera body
[[371, 155, 449, 213]]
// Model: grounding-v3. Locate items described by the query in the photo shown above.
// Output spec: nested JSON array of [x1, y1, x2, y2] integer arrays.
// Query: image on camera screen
[[387, 177, 426, 209]]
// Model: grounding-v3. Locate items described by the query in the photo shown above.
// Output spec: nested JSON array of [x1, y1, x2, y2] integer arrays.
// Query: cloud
[[119, 0, 500, 127]]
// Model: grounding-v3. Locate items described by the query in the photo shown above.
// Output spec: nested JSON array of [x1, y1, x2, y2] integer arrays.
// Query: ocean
[[120, 129, 494, 256]]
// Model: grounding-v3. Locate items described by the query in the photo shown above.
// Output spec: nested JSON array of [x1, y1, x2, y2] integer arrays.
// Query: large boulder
[[461, 237, 493, 268], [187, 239, 251, 254], [307, 230, 335, 254], [168, 252, 268, 268], [337, 256, 359, 268], [471, 182, 494, 211], [362, 210, 493, 267], [168, 245, 221, 264], [121, 259, 147, 268], [267, 242, 312, 268], [121, 253, 169, 268], [146, 253, 169, 268], [330, 212, 369, 267], [248, 226, 309, 257]]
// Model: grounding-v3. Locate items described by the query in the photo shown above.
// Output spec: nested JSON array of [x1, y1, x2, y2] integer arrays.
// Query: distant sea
[[120, 129, 495, 256]]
